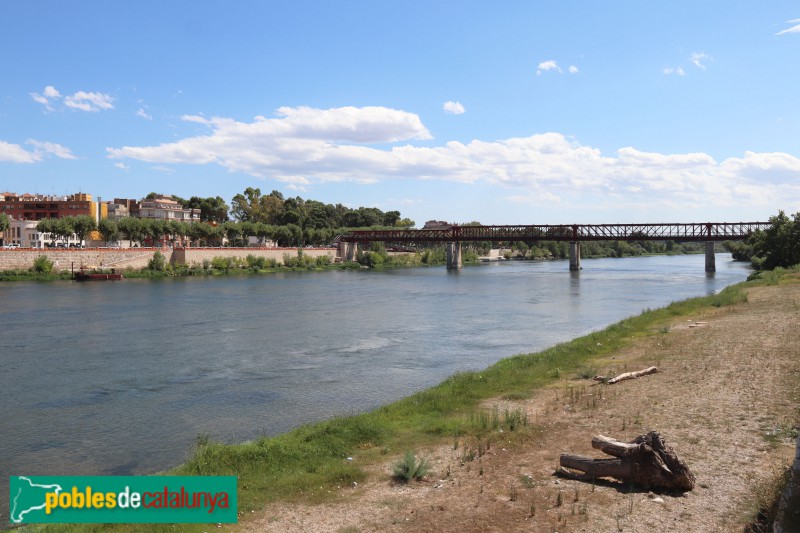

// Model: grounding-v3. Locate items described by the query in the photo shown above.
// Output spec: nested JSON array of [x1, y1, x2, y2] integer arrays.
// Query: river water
[[0, 255, 749, 493]]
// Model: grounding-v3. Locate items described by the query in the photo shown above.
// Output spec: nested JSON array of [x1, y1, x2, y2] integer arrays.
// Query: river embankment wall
[[172, 247, 337, 266], [0, 247, 339, 271]]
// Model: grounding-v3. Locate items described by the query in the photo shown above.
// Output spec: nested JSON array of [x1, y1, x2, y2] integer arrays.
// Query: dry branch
[[592, 366, 658, 384], [557, 431, 695, 492]]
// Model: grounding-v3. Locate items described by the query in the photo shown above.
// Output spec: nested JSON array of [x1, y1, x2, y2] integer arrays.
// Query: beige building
[[139, 195, 200, 223]]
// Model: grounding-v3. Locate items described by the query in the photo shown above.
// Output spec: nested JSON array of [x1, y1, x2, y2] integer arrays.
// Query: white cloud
[[690, 52, 711, 70], [536, 60, 562, 75], [114, 162, 129, 170], [568, 65, 579, 74], [777, 18, 800, 35], [43, 86, 61, 98], [443, 101, 465, 115], [30, 85, 61, 111], [26, 140, 76, 160], [0, 139, 75, 162], [136, 108, 152, 120], [0, 140, 39, 162], [64, 91, 114, 112], [663, 67, 686, 76], [106, 105, 800, 213], [30, 86, 114, 112]]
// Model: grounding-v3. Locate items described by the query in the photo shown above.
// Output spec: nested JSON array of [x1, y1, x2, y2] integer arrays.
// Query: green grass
[[0, 269, 73, 281], [22, 279, 759, 532]]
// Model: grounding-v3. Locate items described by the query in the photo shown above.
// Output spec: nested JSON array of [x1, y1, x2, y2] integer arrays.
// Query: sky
[[1, 1, 799, 225]]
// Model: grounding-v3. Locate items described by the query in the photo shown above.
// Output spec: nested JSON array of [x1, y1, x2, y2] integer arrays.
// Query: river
[[0, 254, 750, 497]]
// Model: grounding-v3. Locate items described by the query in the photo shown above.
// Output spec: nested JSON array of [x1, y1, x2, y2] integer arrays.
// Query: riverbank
[[13, 265, 794, 532], [235, 270, 798, 532]]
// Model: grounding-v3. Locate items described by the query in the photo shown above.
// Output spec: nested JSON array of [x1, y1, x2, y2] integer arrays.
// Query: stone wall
[[0, 249, 156, 271], [174, 247, 338, 266], [0, 247, 340, 271]]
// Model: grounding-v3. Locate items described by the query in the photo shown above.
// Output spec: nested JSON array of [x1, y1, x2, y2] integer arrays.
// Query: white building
[[2, 219, 82, 248]]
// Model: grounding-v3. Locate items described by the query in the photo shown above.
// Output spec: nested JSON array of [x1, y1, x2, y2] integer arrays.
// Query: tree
[[184, 196, 230, 223], [396, 217, 415, 228], [168, 220, 190, 247], [253, 222, 274, 246], [0, 213, 9, 235], [118, 217, 144, 247], [36, 218, 56, 243], [148, 219, 168, 246], [239, 221, 255, 246], [383, 210, 401, 226], [273, 225, 292, 247], [749, 210, 800, 270], [222, 221, 242, 246], [230, 187, 259, 221], [286, 223, 303, 246], [98, 219, 120, 243], [53, 217, 75, 243]]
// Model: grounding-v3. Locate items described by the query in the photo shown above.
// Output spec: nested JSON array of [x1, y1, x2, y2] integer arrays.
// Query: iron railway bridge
[[334, 222, 770, 272]]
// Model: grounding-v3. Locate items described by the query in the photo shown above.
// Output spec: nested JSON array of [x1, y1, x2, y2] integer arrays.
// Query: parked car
[[3, 243, 20, 249]]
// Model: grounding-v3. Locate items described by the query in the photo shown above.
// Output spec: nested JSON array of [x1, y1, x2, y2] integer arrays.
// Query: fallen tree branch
[[592, 366, 658, 384], [557, 431, 695, 492]]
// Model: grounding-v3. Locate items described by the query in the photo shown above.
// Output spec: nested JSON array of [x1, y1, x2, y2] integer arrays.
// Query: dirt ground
[[240, 283, 800, 533]]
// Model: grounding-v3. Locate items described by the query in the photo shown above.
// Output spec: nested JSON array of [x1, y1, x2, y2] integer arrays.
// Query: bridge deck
[[336, 222, 769, 244]]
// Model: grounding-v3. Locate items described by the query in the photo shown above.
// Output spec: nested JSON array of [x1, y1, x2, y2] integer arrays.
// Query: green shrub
[[246, 254, 266, 270], [31, 255, 54, 274], [147, 251, 166, 271]]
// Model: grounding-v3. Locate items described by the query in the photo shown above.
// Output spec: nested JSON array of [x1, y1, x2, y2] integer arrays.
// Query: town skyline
[[1, 2, 799, 225]]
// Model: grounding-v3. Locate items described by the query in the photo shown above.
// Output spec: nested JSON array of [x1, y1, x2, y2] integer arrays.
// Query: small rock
[[346, 456, 353, 461], [652, 497, 664, 504], [352, 481, 358, 488]]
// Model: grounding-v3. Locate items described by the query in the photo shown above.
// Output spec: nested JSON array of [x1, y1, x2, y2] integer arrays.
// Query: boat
[[73, 267, 123, 281]]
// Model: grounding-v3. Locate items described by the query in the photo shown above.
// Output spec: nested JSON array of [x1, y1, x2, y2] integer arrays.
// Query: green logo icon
[[9, 476, 237, 524]]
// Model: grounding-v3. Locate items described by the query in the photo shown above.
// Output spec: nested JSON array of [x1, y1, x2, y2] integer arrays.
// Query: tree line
[[34, 215, 401, 248], [19, 188, 416, 247], [724, 210, 800, 270], [150, 188, 414, 229]]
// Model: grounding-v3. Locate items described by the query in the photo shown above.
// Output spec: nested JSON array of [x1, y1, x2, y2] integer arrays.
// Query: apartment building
[[139, 195, 199, 223], [0, 192, 94, 220]]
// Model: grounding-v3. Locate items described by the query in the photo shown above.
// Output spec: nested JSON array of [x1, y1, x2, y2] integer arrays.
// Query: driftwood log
[[557, 431, 695, 492], [592, 366, 658, 384]]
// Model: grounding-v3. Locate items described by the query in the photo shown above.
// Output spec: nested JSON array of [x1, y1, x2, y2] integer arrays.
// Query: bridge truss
[[336, 222, 770, 245]]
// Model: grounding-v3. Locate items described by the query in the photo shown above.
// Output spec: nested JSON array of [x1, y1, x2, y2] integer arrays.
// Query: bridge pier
[[569, 242, 581, 271], [705, 242, 716, 272], [339, 242, 358, 262], [446, 241, 462, 269]]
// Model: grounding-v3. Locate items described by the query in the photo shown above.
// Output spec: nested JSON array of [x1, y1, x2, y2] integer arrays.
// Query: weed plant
[[392, 451, 428, 483]]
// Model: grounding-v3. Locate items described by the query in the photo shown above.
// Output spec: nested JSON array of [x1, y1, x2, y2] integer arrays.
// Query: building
[[106, 203, 129, 220], [0, 192, 95, 220], [112, 198, 140, 218], [139, 195, 199, 223], [1, 218, 82, 248]]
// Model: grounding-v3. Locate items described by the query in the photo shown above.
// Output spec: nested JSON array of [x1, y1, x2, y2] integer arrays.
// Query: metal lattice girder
[[337, 222, 770, 244]]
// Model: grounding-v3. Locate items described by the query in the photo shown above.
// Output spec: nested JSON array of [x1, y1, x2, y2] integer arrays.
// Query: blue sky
[[1, 1, 798, 225]]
